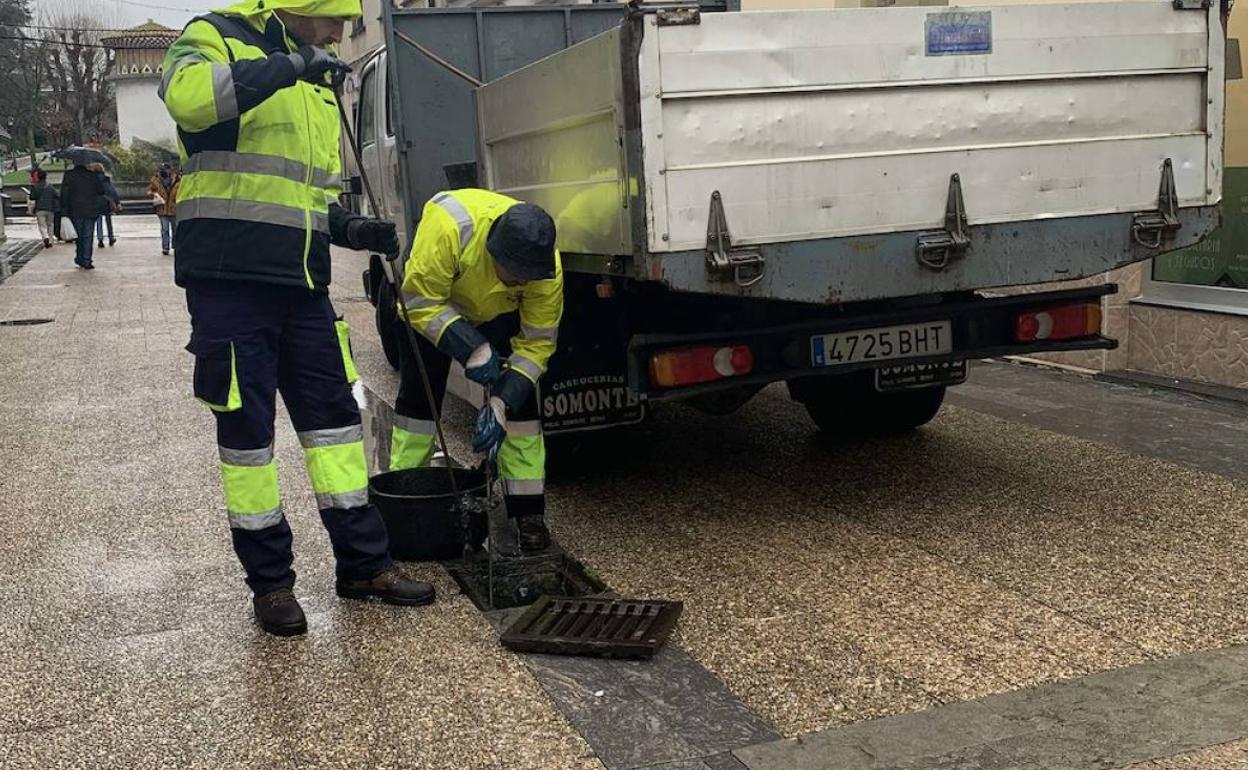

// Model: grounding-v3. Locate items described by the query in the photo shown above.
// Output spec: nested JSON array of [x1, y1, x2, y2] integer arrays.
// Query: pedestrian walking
[[90, 162, 121, 248], [59, 162, 105, 269], [148, 163, 179, 255], [28, 169, 60, 249], [162, 0, 433, 636], [392, 189, 563, 553]]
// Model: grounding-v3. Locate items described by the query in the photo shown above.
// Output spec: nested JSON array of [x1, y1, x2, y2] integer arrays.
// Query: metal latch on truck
[[915, 174, 971, 271], [1131, 158, 1182, 250], [706, 191, 766, 288]]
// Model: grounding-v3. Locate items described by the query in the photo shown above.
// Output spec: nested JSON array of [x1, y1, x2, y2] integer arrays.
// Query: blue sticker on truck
[[925, 11, 992, 56]]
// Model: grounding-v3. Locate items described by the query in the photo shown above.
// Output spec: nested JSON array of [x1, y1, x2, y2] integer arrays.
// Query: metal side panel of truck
[[476, 1, 1225, 304], [366, 0, 1228, 435]]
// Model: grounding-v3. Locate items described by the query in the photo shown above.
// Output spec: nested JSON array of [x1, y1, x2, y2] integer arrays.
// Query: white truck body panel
[[479, 1, 1224, 259], [639, 2, 1223, 252]]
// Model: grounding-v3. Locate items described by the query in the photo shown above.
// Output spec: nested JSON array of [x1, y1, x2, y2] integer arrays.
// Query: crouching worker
[[392, 189, 563, 553]]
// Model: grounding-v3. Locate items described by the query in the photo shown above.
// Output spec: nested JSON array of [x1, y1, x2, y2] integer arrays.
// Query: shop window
[[1151, 168, 1248, 291], [1140, 25, 1248, 315], [1142, 171, 1248, 315]]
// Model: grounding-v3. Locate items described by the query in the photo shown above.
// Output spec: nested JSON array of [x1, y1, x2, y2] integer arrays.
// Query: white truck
[[354, 0, 1229, 434]]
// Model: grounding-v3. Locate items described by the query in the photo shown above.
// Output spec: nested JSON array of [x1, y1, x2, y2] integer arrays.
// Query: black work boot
[[517, 514, 552, 553], [253, 588, 307, 637], [336, 566, 436, 607]]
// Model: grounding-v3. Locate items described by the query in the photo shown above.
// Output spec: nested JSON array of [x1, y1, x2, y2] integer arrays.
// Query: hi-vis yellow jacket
[[159, 0, 360, 291], [401, 189, 564, 385]]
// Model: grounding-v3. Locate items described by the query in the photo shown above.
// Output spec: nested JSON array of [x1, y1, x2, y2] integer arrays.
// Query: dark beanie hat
[[486, 203, 557, 281]]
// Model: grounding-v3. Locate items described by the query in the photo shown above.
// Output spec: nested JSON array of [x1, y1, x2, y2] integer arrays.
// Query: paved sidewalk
[[0, 222, 598, 770], [8, 216, 1248, 770]]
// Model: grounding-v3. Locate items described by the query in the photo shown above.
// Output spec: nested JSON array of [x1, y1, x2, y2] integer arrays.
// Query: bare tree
[[37, 0, 118, 145]]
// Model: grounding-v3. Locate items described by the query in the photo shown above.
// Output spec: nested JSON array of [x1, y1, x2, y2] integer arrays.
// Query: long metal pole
[[392, 30, 485, 88], [335, 88, 472, 558]]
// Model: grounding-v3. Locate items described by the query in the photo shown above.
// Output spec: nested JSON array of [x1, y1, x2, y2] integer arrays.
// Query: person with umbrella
[[58, 156, 106, 269]]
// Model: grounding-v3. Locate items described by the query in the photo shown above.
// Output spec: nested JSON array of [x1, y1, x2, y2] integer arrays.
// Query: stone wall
[[1128, 303, 1248, 388]]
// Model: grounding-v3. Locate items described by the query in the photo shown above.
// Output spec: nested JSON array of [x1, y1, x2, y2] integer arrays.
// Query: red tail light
[[1016, 303, 1102, 343], [650, 345, 754, 388]]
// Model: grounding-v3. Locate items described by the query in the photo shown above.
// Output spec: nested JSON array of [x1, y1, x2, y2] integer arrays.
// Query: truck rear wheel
[[787, 372, 945, 436], [374, 272, 402, 371]]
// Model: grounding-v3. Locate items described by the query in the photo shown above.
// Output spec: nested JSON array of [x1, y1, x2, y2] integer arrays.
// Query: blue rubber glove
[[465, 343, 502, 386], [472, 397, 507, 462]]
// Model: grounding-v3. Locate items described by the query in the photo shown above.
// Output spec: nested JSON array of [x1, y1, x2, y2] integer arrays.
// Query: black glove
[[346, 218, 400, 256], [287, 45, 350, 86], [494, 368, 535, 414]]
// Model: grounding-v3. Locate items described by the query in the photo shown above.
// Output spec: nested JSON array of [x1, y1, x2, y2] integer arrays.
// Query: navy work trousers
[[186, 280, 392, 595]]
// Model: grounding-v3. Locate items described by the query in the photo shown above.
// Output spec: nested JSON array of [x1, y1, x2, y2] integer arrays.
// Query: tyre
[[363, 254, 386, 305], [787, 370, 946, 436], [374, 274, 402, 371]]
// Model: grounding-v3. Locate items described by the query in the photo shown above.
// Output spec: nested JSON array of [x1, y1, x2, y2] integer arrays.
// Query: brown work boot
[[517, 514, 552, 553], [253, 588, 307, 637], [336, 566, 436, 607]]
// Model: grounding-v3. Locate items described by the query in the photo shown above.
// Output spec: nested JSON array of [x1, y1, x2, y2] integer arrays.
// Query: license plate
[[875, 360, 967, 392], [810, 320, 953, 368]]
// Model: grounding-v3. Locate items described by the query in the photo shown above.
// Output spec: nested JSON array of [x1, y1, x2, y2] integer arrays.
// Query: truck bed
[[475, 1, 1226, 304]]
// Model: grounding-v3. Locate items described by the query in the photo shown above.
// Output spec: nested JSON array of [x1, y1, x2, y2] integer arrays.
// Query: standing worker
[[392, 189, 563, 553], [160, 0, 434, 637]]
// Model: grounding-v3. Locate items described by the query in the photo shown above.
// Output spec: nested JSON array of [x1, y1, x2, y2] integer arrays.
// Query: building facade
[[101, 21, 179, 149]]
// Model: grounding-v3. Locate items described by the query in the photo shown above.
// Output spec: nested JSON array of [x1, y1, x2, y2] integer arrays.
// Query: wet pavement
[[5, 218, 1248, 768], [0, 220, 599, 770]]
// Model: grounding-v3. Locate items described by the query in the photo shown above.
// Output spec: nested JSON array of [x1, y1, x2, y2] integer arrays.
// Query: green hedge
[[104, 144, 159, 182]]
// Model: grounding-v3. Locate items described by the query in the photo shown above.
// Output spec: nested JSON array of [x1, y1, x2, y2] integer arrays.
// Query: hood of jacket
[[214, 0, 361, 18]]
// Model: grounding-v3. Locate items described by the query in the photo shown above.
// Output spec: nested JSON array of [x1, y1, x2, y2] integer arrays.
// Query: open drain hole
[[0, 318, 53, 326], [443, 548, 607, 611]]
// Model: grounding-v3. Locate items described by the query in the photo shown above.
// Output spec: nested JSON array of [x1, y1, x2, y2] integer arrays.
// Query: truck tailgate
[[476, 1, 1226, 304], [643, 1, 1223, 252]]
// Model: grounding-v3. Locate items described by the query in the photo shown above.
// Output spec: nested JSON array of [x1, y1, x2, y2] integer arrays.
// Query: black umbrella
[[52, 145, 116, 168]]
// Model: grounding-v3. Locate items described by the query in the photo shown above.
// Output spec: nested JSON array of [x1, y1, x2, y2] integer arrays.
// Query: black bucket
[[369, 467, 489, 561]]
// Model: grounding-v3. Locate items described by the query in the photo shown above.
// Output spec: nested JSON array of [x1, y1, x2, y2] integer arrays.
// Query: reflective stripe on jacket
[[160, 12, 343, 291], [400, 189, 564, 383]]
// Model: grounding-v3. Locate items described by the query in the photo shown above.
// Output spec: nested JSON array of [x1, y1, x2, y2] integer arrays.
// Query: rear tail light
[[650, 345, 754, 388], [1015, 303, 1102, 343]]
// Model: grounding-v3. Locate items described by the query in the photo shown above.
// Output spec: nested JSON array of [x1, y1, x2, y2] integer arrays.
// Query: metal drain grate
[[501, 596, 683, 659]]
